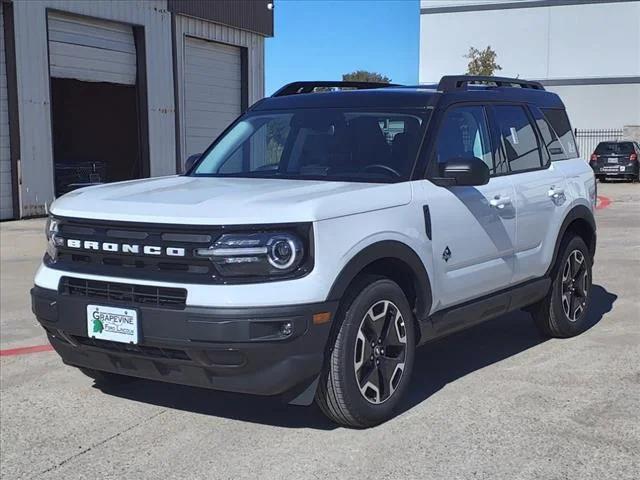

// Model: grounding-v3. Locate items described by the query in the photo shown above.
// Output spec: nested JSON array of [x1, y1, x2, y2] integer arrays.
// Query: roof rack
[[437, 75, 545, 92], [272, 81, 398, 97]]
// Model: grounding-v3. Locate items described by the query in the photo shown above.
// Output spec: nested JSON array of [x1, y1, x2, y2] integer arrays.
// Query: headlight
[[45, 216, 63, 261], [45, 216, 59, 240], [195, 232, 306, 278], [267, 235, 300, 269]]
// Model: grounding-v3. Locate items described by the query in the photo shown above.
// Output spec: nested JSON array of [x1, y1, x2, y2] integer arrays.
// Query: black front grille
[[47, 217, 313, 284], [60, 277, 187, 309], [51, 218, 220, 283], [71, 336, 190, 360]]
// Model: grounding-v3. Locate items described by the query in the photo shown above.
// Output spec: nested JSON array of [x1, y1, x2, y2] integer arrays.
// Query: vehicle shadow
[[98, 284, 616, 430], [400, 284, 616, 414]]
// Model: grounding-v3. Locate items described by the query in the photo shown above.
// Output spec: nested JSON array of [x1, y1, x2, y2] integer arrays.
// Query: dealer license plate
[[87, 305, 138, 344], [607, 157, 619, 164]]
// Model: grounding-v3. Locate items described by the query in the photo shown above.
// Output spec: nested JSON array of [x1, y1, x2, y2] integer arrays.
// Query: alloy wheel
[[561, 249, 590, 322], [353, 300, 407, 404]]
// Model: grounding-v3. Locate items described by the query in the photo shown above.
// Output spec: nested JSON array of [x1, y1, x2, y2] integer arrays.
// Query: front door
[[421, 105, 517, 311]]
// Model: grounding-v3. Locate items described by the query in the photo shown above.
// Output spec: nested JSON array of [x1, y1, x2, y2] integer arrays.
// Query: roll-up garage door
[[184, 37, 242, 157], [47, 12, 136, 85], [0, 3, 13, 219]]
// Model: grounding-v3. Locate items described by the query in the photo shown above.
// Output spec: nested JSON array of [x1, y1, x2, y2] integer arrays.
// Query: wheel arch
[[546, 205, 596, 277], [326, 240, 432, 323]]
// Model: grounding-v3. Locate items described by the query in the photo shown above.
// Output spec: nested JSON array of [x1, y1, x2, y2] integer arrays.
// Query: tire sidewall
[[550, 236, 593, 336], [333, 279, 416, 425]]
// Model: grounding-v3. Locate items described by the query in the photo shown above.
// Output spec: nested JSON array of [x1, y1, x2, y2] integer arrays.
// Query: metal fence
[[574, 128, 624, 161]]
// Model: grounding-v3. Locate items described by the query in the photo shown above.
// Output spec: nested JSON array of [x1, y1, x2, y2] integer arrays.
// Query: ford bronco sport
[[32, 76, 597, 428]]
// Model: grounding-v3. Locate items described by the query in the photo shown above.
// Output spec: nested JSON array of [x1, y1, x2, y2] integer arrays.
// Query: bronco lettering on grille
[[66, 239, 186, 257]]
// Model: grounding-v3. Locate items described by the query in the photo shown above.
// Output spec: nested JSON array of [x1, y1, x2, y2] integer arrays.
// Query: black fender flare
[[546, 204, 597, 276], [326, 240, 432, 321]]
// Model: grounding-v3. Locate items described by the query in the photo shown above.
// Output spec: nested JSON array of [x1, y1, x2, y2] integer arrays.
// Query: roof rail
[[272, 81, 398, 97], [437, 75, 545, 92]]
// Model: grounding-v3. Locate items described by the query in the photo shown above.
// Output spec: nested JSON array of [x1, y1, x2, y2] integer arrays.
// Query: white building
[[419, 0, 640, 131], [0, 0, 273, 220]]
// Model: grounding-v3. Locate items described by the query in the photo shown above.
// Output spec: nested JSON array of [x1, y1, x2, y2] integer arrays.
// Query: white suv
[[32, 76, 597, 427]]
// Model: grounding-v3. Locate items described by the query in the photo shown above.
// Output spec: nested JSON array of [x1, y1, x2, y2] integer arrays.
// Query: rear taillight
[[630, 153, 638, 162], [590, 153, 598, 163]]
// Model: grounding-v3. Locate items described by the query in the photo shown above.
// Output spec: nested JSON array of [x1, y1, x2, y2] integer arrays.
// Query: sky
[[265, 0, 420, 95]]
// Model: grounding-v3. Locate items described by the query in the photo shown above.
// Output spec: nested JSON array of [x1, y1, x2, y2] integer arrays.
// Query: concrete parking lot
[[1, 182, 638, 480]]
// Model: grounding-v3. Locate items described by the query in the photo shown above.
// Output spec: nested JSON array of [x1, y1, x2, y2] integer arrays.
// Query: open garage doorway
[[47, 11, 148, 197], [50, 79, 143, 196]]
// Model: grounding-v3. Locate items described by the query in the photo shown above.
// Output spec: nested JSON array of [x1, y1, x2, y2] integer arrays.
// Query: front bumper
[[31, 285, 337, 403]]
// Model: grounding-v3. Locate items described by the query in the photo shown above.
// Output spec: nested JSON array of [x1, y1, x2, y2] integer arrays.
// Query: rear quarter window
[[530, 106, 565, 162], [541, 108, 578, 160]]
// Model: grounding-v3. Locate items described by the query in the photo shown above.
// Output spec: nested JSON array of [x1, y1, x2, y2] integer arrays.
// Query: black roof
[[252, 88, 440, 111], [252, 77, 566, 112]]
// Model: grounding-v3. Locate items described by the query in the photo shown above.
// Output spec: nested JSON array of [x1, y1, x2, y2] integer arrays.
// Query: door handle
[[489, 195, 511, 209]]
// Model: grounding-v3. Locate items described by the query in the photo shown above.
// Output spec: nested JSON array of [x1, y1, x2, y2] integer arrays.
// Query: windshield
[[595, 142, 634, 155], [191, 109, 429, 182]]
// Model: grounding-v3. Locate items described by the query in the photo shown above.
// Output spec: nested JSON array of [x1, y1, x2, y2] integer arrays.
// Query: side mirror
[[436, 157, 490, 186], [184, 154, 201, 173]]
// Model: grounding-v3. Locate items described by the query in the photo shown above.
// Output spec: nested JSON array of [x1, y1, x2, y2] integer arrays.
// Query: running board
[[420, 277, 551, 343]]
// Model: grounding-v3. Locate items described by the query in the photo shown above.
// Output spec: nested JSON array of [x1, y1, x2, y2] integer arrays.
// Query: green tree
[[464, 46, 502, 76], [342, 70, 392, 83]]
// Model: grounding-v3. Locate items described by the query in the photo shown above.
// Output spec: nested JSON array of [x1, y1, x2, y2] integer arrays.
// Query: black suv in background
[[590, 141, 640, 182]]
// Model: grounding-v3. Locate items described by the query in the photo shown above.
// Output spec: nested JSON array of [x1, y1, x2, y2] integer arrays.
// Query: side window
[[434, 106, 495, 175], [530, 106, 565, 162], [494, 105, 543, 172], [541, 108, 578, 158]]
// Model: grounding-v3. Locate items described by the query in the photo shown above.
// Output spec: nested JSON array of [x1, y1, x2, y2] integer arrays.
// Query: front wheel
[[315, 278, 416, 428], [530, 235, 593, 338]]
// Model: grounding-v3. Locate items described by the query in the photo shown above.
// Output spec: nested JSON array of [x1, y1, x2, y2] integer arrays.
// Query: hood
[[50, 176, 413, 225]]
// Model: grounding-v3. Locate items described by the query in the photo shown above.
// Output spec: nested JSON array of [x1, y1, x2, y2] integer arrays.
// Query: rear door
[[422, 104, 516, 310], [491, 104, 568, 283]]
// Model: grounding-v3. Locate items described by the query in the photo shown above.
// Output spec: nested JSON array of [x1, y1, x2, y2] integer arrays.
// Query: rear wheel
[[531, 235, 593, 338], [315, 278, 415, 428]]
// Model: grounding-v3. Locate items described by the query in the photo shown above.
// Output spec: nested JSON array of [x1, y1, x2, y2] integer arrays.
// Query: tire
[[78, 367, 134, 387], [315, 277, 416, 428], [600, 177, 608, 183], [530, 235, 593, 338]]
